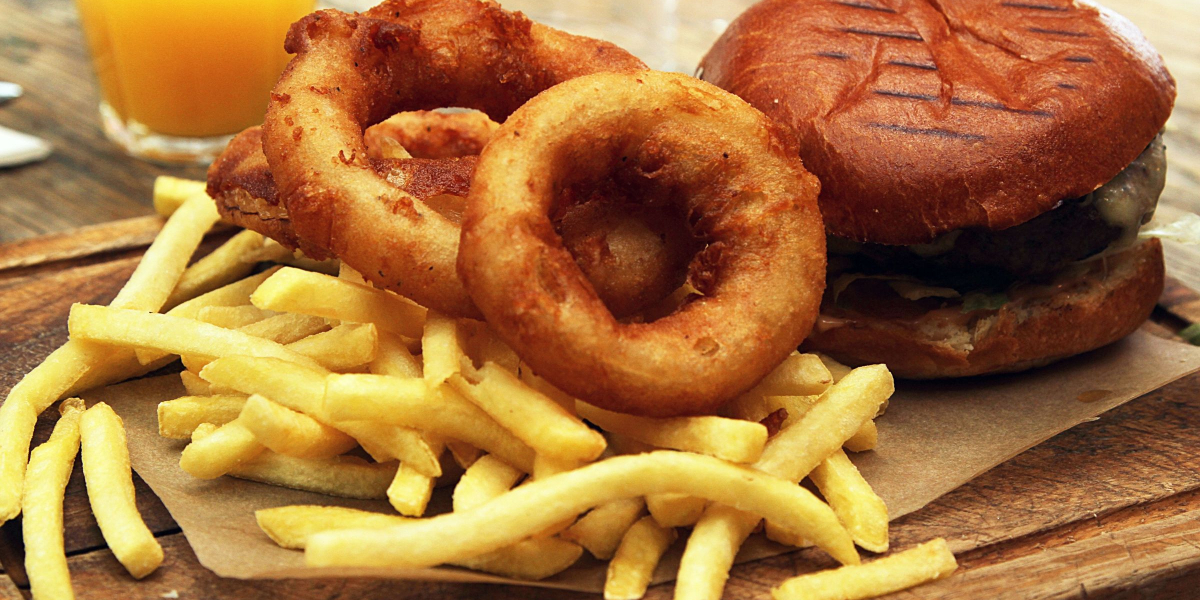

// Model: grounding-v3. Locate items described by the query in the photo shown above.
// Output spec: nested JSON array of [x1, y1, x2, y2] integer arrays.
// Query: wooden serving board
[[0, 218, 1199, 600]]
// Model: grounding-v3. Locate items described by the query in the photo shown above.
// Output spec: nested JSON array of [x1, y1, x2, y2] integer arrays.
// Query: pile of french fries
[[0, 176, 958, 600]]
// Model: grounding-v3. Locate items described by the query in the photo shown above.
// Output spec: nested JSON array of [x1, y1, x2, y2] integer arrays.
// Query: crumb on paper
[[161, 591, 179, 599]]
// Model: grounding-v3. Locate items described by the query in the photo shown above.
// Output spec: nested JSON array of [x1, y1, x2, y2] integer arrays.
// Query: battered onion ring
[[212, 121, 694, 316], [457, 70, 826, 417], [365, 110, 499, 160], [262, 0, 647, 316]]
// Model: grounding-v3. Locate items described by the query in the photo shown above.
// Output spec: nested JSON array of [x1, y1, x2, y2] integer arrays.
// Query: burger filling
[[824, 134, 1165, 323]]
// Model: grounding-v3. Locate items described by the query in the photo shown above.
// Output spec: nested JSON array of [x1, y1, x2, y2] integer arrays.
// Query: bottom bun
[[803, 239, 1164, 379]]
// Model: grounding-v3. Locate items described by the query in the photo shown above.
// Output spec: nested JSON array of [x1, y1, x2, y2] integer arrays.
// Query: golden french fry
[[306, 451, 858, 569], [286, 323, 378, 372], [674, 503, 760, 600], [251, 267, 425, 339], [843, 420, 878, 453], [164, 229, 266, 310], [645, 493, 707, 528], [69, 304, 324, 371], [606, 516, 677, 600], [324, 373, 535, 473], [814, 352, 854, 385], [809, 449, 888, 553], [179, 370, 242, 397], [772, 539, 957, 600], [240, 312, 331, 346], [80, 403, 163, 579], [370, 332, 423, 378], [561, 497, 646, 560], [388, 464, 435, 517], [338, 263, 367, 284], [756, 365, 892, 482], [446, 440, 483, 469], [454, 536, 584, 581], [238, 395, 357, 459], [231, 452, 395, 500], [765, 520, 811, 548], [454, 455, 524, 512], [245, 239, 340, 274], [421, 312, 463, 385], [136, 268, 284, 365], [458, 321, 520, 374], [157, 395, 247, 439], [577, 402, 765, 464], [196, 304, 275, 329], [532, 453, 584, 480], [180, 420, 264, 479], [112, 194, 221, 312], [741, 352, 833, 399], [451, 365, 605, 463], [678, 365, 893, 600], [22, 399, 85, 600], [152, 175, 206, 216], [517, 363, 577, 412], [199, 357, 440, 476], [255, 505, 582, 580]]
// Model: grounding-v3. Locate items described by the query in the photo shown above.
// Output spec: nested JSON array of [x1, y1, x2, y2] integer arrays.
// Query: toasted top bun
[[802, 238, 1164, 378], [700, 0, 1175, 244]]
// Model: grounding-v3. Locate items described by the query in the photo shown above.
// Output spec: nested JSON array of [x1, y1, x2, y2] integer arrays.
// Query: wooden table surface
[[2, 0, 1200, 599]]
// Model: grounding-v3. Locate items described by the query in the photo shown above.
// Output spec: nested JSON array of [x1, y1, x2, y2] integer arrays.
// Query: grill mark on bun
[[1000, 2, 1069, 11], [873, 90, 1052, 117], [841, 27, 924, 41], [1028, 27, 1091, 38], [816, 51, 853, 59], [1065, 56, 1094, 63], [1057, 83, 1079, 89], [866, 122, 987, 141], [831, 0, 896, 13], [889, 59, 938, 71]]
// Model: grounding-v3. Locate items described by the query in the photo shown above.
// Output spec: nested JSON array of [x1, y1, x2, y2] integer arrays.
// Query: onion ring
[[364, 110, 498, 160], [211, 119, 695, 316], [262, 0, 647, 316], [457, 70, 826, 417]]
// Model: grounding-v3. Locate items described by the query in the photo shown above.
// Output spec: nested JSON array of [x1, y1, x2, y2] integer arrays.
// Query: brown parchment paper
[[82, 329, 1200, 592]]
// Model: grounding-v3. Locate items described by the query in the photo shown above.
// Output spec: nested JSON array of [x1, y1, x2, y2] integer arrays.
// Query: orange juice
[[76, 0, 313, 138]]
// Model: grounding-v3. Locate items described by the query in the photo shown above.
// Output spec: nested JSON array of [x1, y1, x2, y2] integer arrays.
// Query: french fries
[[157, 395, 248, 440], [164, 229, 265, 310], [772, 539, 957, 600], [238, 395, 358, 459], [674, 503, 760, 600], [451, 365, 606, 463], [306, 451, 859, 569], [196, 305, 275, 329], [561, 497, 646, 560], [2, 193, 219, 524], [230, 452, 396, 500], [421, 312, 464, 385], [285, 323, 378, 372], [388, 464, 435, 517], [453, 455, 524, 512], [69, 304, 325, 371], [370, 332, 423, 378], [22, 399, 85, 600], [255, 505, 583, 580], [80, 403, 163, 579], [809, 450, 889, 553], [324, 373, 535, 473], [251, 267, 425, 339], [577, 402, 766, 464], [645, 493, 707, 528], [152, 175, 206, 216], [199, 357, 441, 476], [606, 516, 677, 600], [180, 421, 264, 479]]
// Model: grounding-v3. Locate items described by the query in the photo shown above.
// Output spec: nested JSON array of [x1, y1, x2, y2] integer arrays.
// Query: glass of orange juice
[[75, 0, 314, 164]]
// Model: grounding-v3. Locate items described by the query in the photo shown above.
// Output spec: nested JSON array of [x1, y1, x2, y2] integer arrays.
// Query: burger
[[699, 0, 1176, 378]]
